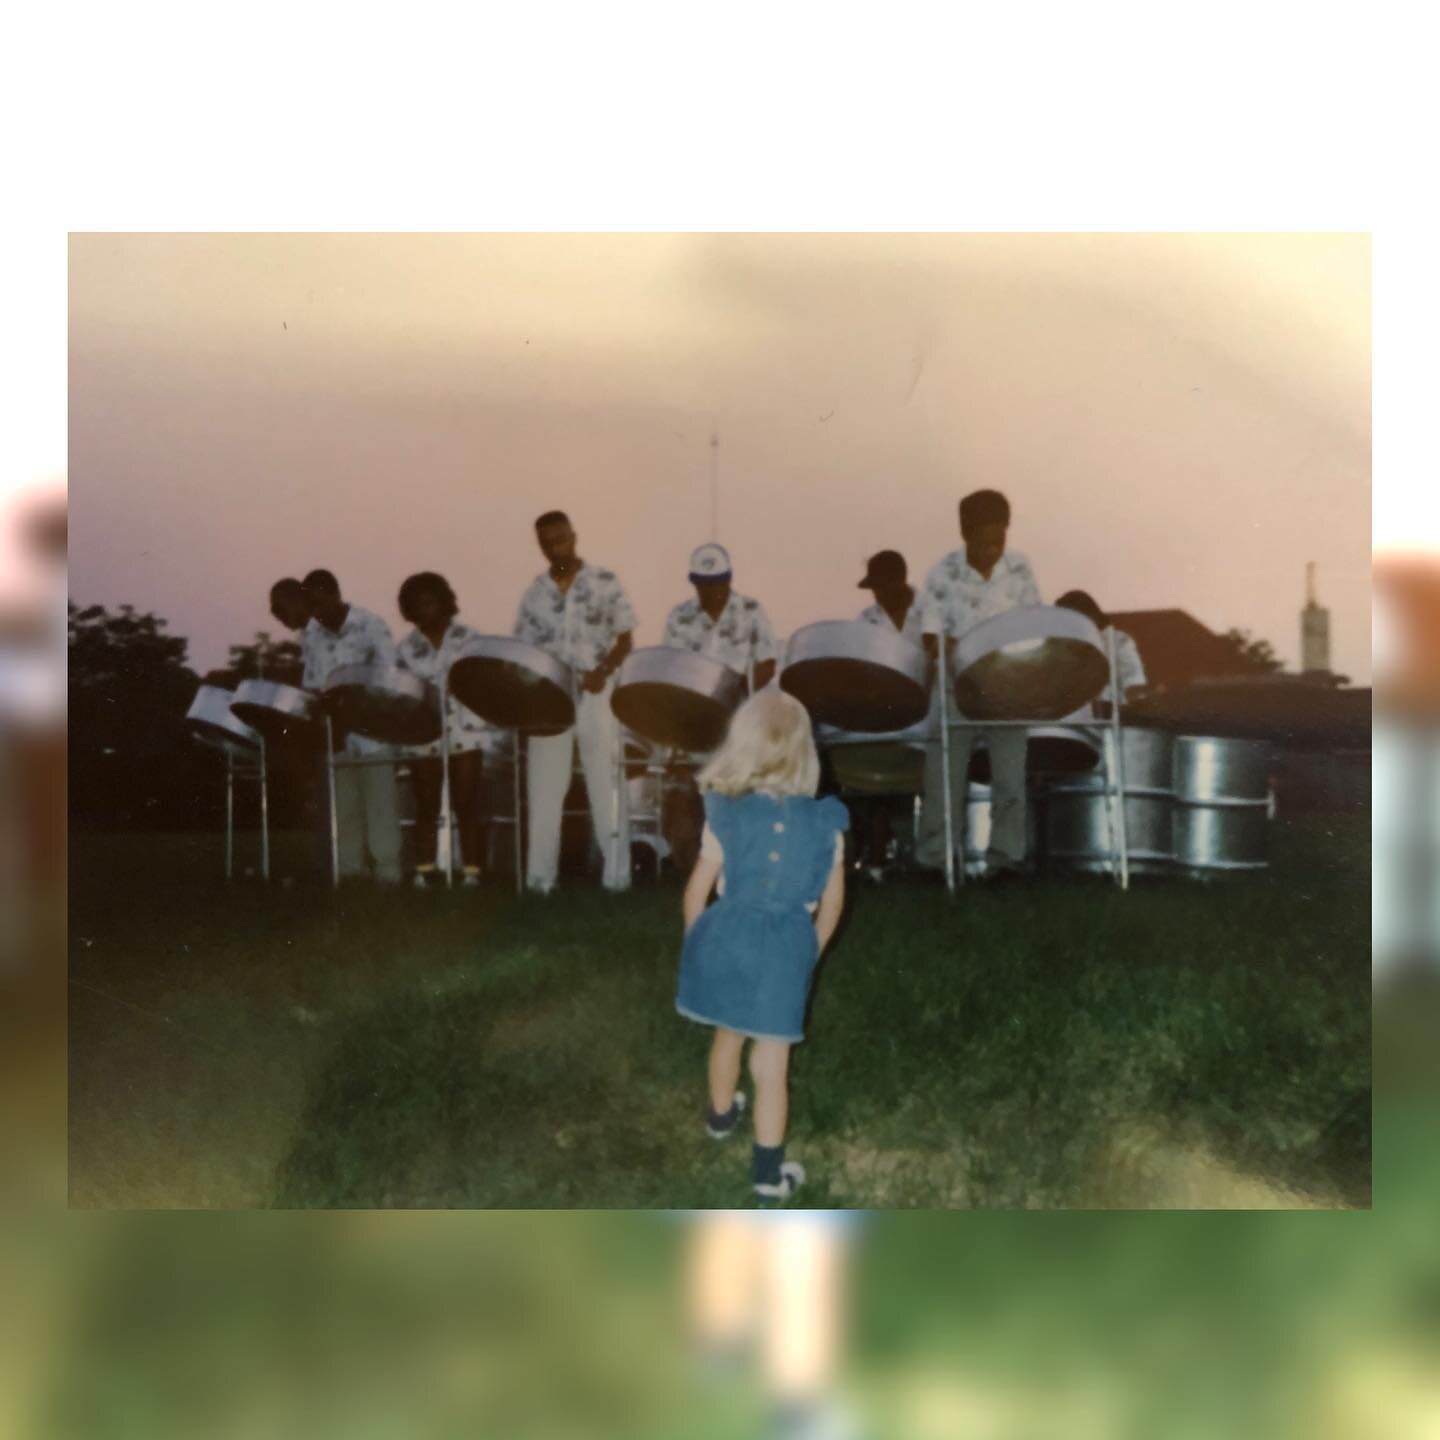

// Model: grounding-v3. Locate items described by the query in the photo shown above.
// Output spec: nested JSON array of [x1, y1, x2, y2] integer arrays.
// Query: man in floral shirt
[[659, 542, 780, 870], [513, 511, 637, 894], [300, 569, 403, 884], [662, 543, 779, 691], [916, 491, 1042, 879]]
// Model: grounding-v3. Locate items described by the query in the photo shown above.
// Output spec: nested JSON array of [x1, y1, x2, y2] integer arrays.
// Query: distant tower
[[1301, 562, 1331, 674]]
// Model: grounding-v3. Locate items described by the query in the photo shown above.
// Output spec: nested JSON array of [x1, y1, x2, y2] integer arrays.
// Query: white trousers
[[526, 685, 630, 893]]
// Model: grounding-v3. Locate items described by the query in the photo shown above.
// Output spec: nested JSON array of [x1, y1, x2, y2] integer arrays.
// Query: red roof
[[1107, 609, 1261, 690]]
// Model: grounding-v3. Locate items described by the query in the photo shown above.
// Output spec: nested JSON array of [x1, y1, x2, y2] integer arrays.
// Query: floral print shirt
[[916, 549, 1042, 641], [662, 591, 779, 678], [857, 596, 925, 650], [301, 604, 398, 756], [513, 562, 637, 677], [396, 620, 508, 758]]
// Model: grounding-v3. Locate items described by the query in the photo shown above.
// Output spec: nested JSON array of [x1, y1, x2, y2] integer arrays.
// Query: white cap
[[688, 542, 732, 582]]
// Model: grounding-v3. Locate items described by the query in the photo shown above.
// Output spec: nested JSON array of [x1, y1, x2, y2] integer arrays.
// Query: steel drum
[[612, 646, 746, 753], [448, 636, 576, 736], [818, 716, 929, 796], [1172, 735, 1271, 804], [322, 664, 442, 746], [781, 622, 928, 732], [1041, 792, 1174, 874], [967, 713, 1103, 783], [231, 678, 322, 745], [186, 684, 261, 757], [952, 605, 1108, 721], [1171, 735, 1270, 872]]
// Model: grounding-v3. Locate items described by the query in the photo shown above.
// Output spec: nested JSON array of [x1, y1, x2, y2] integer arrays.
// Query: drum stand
[[937, 632, 1132, 894], [221, 740, 270, 883]]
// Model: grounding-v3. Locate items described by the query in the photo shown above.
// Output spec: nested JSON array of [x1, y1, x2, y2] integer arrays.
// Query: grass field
[[69, 816, 1370, 1209]]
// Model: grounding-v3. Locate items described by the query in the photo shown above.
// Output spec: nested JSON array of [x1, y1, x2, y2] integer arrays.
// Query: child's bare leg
[[762, 1220, 848, 1407], [708, 1027, 746, 1112], [748, 1039, 791, 1147], [687, 1212, 761, 1359]]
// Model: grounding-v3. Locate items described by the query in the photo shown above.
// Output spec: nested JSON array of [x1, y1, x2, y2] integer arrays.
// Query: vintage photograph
[[66, 232, 1370, 1210]]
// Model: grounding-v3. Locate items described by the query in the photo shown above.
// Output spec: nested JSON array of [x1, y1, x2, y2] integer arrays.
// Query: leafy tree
[[1218, 627, 1284, 674], [226, 630, 304, 686]]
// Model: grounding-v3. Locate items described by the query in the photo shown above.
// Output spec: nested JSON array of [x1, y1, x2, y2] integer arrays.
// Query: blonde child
[[676, 689, 848, 1204]]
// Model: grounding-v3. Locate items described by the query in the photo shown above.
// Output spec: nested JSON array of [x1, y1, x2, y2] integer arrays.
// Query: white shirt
[[514, 563, 637, 676], [663, 592, 779, 677], [857, 596, 925, 651], [396, 620, 507, 757], [917, 549, 1042, 641], [302, 604, 397, 755], [1101, 626, 1147, 707]]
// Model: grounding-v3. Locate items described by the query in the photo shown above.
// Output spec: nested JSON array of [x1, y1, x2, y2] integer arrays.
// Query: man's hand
[[581, 668, 609, 694]]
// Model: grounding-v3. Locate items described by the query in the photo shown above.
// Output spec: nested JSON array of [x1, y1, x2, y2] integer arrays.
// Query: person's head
[[857, 549, 910, 610], [697, 688, 820, 798], [398, 571, 459, 632], [1055, 589, 1106, 630], [301, 569, 345, 628], [534, 510, 577, 568], [688, 542, 733, 611], [268, 578, 311, 632], [958, 489, 1010, 575]]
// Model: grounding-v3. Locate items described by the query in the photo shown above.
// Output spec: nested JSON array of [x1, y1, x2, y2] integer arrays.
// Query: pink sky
[[69, 233, 1370, 681]]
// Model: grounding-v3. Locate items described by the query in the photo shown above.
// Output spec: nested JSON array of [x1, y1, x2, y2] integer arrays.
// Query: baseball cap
[[688, 542, 732, 583], [857, 550, 907, 589]]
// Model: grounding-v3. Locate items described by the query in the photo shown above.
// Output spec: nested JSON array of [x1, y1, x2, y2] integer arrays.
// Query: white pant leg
[[576, 684, 630, 891], [361, 752, 402, 884], [333, 762, 367, 879], [526, 727, 576, 893]]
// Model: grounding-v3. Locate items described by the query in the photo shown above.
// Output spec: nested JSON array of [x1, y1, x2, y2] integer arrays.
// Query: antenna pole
[[709, 425, 720, 542]]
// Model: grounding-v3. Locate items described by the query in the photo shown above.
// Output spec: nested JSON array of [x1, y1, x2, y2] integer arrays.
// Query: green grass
[[68, 817, 1370, 1209]]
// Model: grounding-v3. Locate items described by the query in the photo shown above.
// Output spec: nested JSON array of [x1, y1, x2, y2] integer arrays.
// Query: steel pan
[[322, 664, 442, 746], [966, 717, 1102, 782], [612, 646, 746, 753], [1041, 792, 1174, 874], [231, 678, 322, 745], [1172, 735, 1270, 805], [781, 622, 928, 732], [818, 716, 929, 796], [448, 636, 576, 736], [1045, 727, 1174, 797], [186, 684, 261, 757], [952, 605, 1108, 721], [1172, 803, 1268, 872]]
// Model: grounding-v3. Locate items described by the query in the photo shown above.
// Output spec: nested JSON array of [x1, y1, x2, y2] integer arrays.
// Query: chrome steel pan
[[1172, 803, 1268, 871], [952, 605, 1108, 721], [1045, 726, 1173, 795], [612, 646, 746, 752], [448, 636, 576, 736], [781, 621, 928, 732], [966, 717, 1102, 782], [230, 678, 322, 745], [322, 664, 442, 746], [186, 685, 261, 757], [817, 715, 929, 796], [1172, 735, 1270, 805], [1041, 792, 1173, 874]]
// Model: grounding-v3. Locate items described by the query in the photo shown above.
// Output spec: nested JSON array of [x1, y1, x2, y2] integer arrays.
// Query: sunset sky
[[69, 232, 1370, 681]]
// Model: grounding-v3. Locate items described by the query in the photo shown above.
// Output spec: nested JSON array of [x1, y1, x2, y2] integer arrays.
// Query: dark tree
[[1218, 627, 1285, 674], [68, 603, 214, 829], [227, 631, 304, 686]]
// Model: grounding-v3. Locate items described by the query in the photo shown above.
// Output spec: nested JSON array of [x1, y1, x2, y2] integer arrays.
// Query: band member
[[661, 543, 781, 871], [916, 490, 1041, 880], [300, 569, 404, 885], [513, 511, 636, 894], [395, 571, 495, 888], [1055, 589, 1149, 716], [850, 550, 924, 879], [856, 548, 924, 647], [663, 543, 780, 691]]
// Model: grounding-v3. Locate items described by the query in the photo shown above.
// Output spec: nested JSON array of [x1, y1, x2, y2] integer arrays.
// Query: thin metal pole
[[939, 640, 956, 895], [326, 715, 340, 889], [709, 426, 720, 542], [440, 677, 454, 889], [224, 750, 235, 881], [513, 729, 523, 898], [259, 737, 271, 882], [1106, 629, 1130, 891]]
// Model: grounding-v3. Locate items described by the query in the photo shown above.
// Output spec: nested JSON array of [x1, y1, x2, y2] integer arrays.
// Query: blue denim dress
[[676, 791, 849, 1042]]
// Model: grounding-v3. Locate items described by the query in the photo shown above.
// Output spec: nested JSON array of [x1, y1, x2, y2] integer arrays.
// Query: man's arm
[[584, 630, 633, 693]]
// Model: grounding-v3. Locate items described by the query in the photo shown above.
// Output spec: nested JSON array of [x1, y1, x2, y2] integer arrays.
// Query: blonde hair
[[698, 688, 820, 798]]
